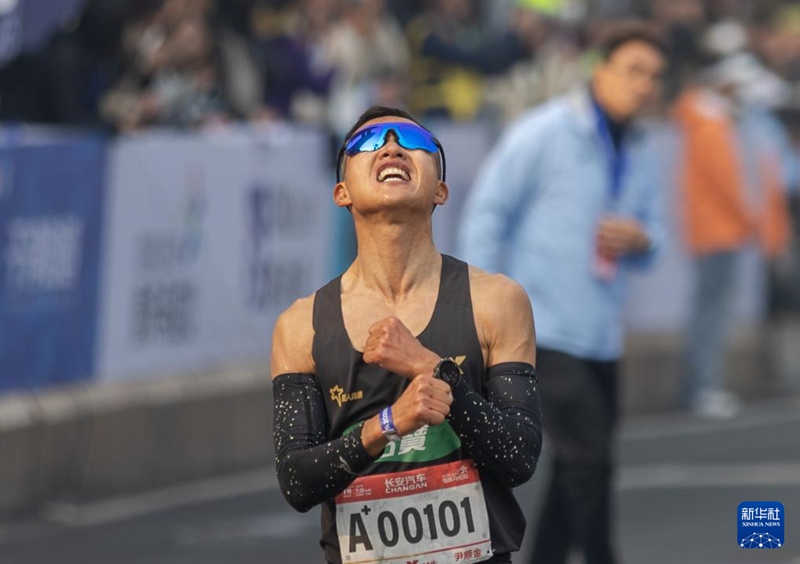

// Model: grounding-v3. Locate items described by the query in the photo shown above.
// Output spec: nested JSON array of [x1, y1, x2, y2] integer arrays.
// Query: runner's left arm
[[446, 362, 541, 487], [447, 271, 541, 487]]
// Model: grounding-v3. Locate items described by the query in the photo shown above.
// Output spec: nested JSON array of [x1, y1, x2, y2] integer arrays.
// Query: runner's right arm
[[272, 372, 375, 512], [271, 298, 376, 512]]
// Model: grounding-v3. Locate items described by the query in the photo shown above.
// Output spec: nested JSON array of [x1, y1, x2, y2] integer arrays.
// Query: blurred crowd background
[[3, 0, 800, 133]]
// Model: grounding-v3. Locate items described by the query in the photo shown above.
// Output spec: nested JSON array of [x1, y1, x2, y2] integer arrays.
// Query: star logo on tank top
[[330, 385, 364, 407]]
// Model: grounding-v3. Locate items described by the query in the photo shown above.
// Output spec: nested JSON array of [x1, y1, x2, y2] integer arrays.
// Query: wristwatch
[[433, 357, 463, 388]]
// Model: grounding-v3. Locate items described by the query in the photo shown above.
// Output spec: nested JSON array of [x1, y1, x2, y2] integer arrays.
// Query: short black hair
[[336, 106, 446, 182], [597, 20, 669, 61]]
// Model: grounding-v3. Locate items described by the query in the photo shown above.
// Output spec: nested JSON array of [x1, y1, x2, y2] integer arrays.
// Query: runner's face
[[335, 117, 446, 212]]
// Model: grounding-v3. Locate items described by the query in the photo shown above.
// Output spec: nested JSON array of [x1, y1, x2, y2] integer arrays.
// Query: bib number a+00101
[[335, 460, 492, 564]]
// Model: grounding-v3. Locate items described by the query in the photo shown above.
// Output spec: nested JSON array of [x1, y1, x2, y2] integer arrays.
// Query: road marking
[[175, 512, 318, 546], [621, 397, 800, 441], [43, 468, 278, 527], [619, 461, 800, 491], [33, 396, 800, 528]]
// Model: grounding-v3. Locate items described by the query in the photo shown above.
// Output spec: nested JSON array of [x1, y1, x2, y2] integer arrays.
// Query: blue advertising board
[[0, 128, 106, 392]]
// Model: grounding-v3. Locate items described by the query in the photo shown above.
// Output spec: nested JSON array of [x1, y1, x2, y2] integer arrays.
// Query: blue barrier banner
[[0, 129, 106, 392]]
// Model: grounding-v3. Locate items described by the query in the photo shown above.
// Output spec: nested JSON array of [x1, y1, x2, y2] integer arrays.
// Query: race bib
[[335, 460, 492, 564]]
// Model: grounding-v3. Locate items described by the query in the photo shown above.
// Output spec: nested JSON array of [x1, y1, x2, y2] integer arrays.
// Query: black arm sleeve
[[273, 373, 377, 512], [446, 362, 542, 488]]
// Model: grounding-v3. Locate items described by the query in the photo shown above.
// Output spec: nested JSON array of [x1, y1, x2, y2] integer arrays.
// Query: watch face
[[436, 359, 461, 386]]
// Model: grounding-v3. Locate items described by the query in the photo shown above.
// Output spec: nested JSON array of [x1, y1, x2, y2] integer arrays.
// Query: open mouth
[[377, 166, 410, 183]]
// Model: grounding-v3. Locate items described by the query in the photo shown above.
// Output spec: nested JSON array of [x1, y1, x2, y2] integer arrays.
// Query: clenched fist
[[362, 317, 440, 379], [391, 374, 454, 435]]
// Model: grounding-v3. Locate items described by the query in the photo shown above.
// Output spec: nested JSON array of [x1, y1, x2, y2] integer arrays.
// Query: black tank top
[[312, 254, 525, 563]]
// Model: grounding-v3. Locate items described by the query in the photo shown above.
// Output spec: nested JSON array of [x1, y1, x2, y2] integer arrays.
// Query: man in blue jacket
[[458, 22, 667, 564]]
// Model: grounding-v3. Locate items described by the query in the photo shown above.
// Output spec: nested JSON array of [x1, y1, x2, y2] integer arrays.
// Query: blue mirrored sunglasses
[[336, 122, 446, 182]]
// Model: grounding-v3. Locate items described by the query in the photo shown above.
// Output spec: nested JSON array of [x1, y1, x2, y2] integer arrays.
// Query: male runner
[[271, 106, 542, 563]]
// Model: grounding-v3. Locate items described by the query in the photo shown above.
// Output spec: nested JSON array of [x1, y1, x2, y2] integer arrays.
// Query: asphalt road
[[2, 395, 800, 564]]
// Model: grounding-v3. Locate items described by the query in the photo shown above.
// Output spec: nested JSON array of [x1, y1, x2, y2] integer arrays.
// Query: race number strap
[[335, 460, 493, 564]]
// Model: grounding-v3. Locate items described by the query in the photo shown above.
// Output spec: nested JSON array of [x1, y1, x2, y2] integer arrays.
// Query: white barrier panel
[[97, 128, 332, 382]]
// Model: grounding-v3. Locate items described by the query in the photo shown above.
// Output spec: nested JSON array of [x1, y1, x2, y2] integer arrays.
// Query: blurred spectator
[[0, 0, 23, 68], [216, 28, 264, 122], [703, 18, 749, 56], [148, 15, 225, 127], [3, 0, 800, 143], [649, 0, 708, 102], [210, 0, 267, 121], [0, 0, 40, 122], [755, 3, 800, 83], [672, 51, 795, 418], [385, 0, 426, 28], [249, 0, 339, 124], [324, 0, 410, 137], [5, 0, 129, 126], [404, 0, 539, 121], [484, 0, 589, 125], [216, 0, 258, 36], [588, 0, 638, 20], [769, 105, 800, 327], [100, 2, 225, 130], [100, 0, 261, 130], [457, 22, 666, 564]]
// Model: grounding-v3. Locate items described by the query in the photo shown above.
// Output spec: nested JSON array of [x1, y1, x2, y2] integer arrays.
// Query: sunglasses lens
[[344, 126, 384, 155], [395, 124, 438, 153], [344, 123, 438, 155]]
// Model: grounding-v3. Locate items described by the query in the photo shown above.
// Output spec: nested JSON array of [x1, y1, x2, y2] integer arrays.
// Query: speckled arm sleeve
[[273, 373, 376, 513], [447, 362, 542, 488]]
